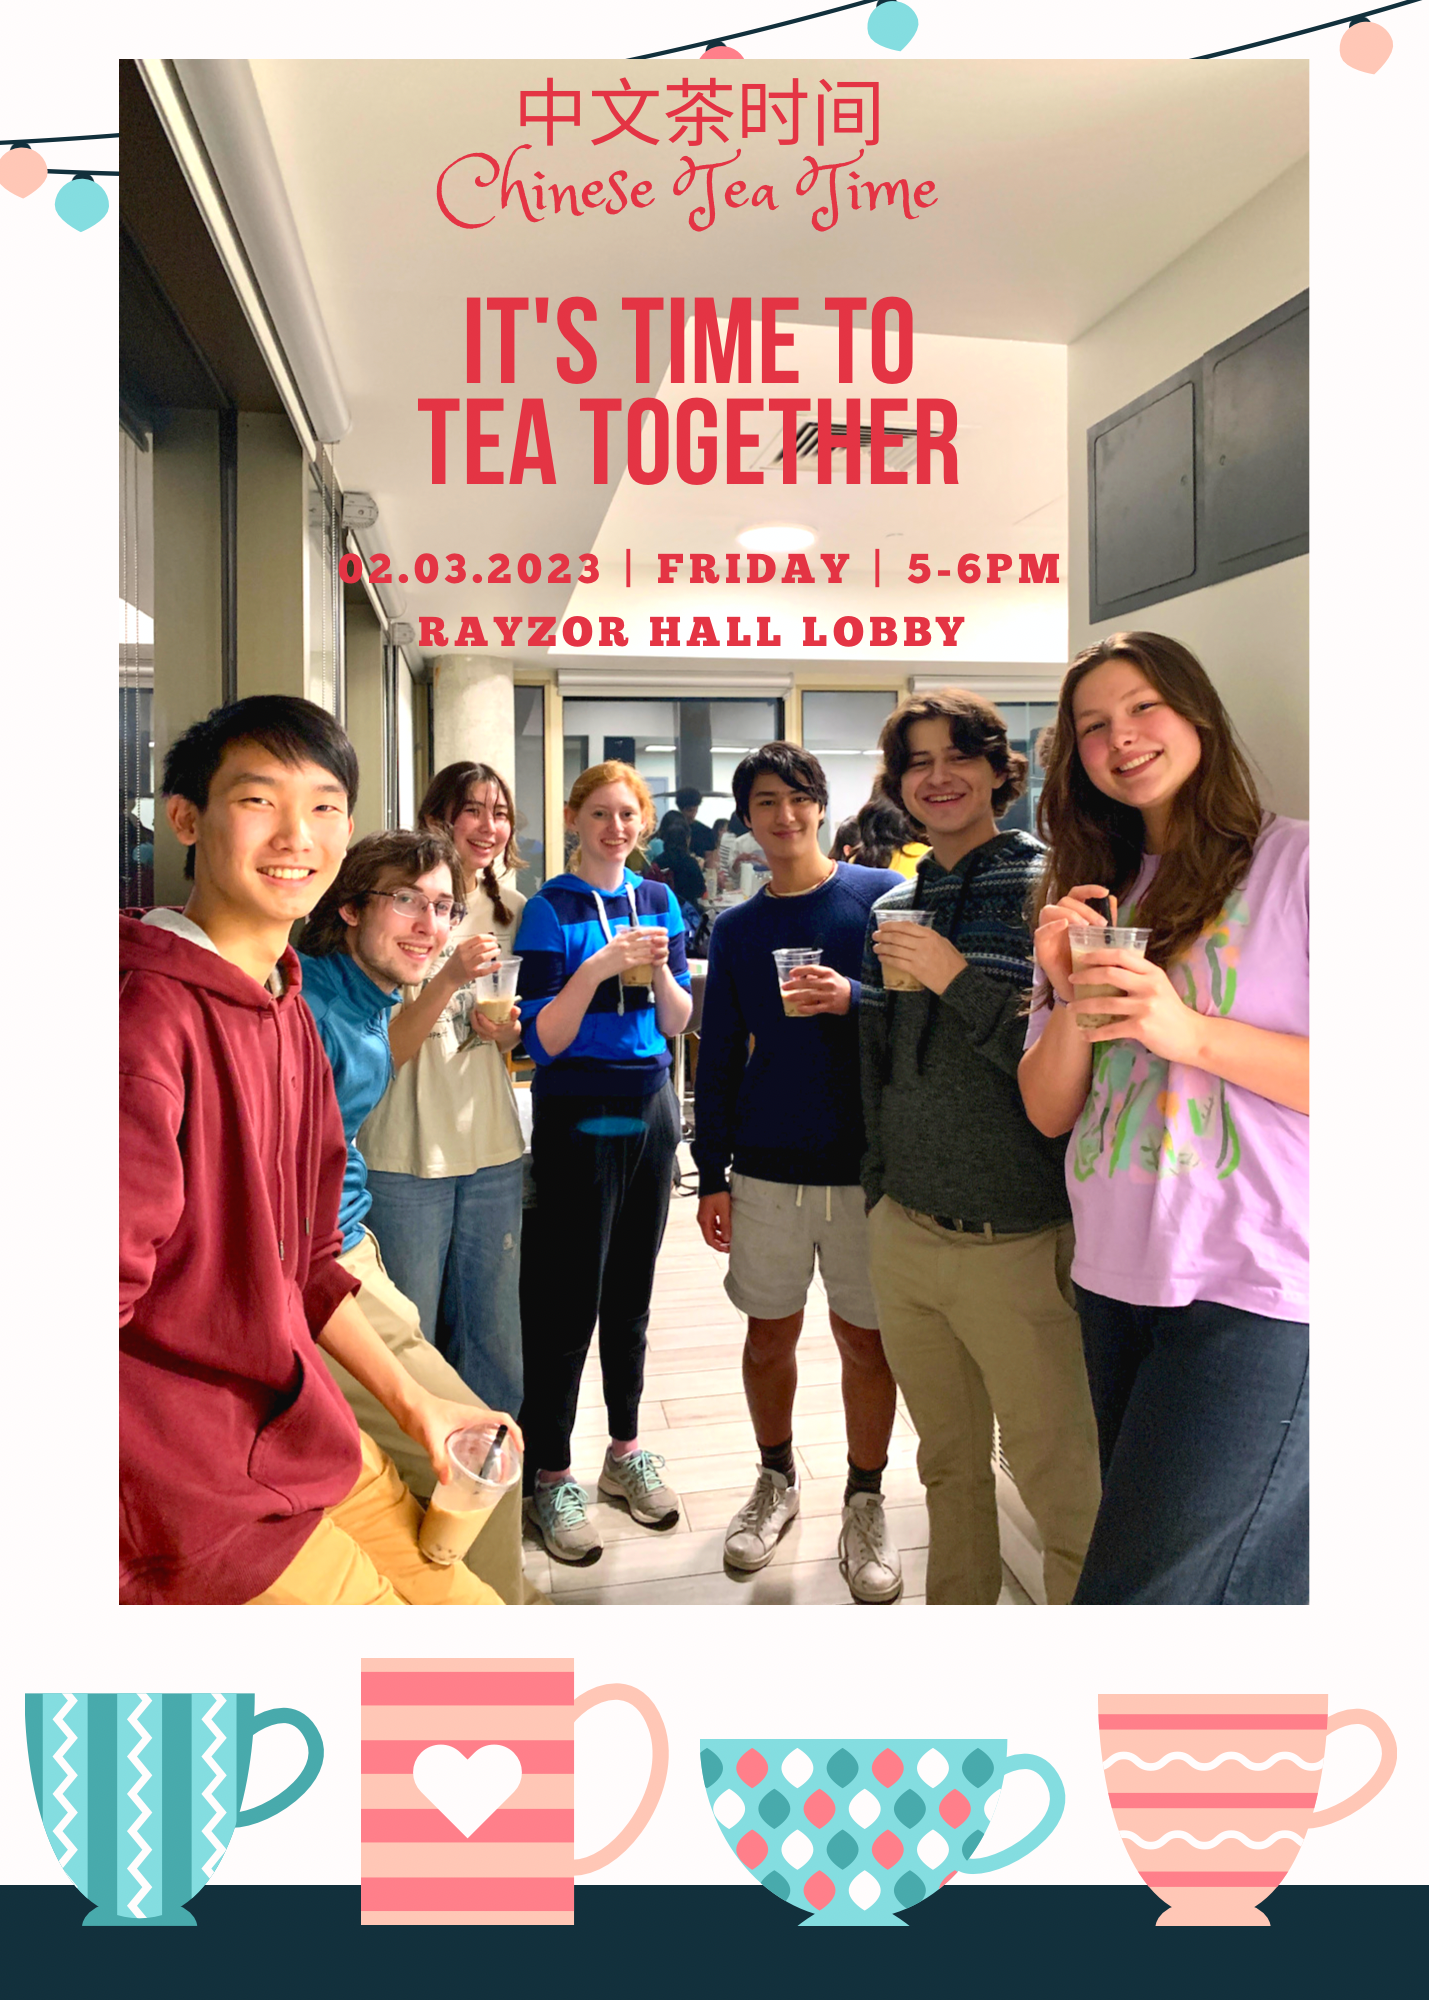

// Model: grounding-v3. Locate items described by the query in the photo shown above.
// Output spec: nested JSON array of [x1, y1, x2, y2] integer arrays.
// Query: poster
[[4, 4, 1424, 1996]]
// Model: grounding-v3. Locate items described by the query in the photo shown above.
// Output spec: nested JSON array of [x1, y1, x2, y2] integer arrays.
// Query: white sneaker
[[838, 1492, 903, 1603], [524, 1481, 602, 1565], [724, 1466, 800, 1572]]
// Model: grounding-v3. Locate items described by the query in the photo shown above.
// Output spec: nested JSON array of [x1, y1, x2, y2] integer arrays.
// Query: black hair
[[161, 695, 358, 880], [831, 814, 861, 858], [657, 809, 688, 842], [731, 742, 829, 825], [852, 796, 916, 869], [675, 786, 703, 812], [660, 818, 692, 856]]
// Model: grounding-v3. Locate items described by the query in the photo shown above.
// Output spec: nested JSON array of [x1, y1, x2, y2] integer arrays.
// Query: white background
[[3, 0, 1424, 1900]]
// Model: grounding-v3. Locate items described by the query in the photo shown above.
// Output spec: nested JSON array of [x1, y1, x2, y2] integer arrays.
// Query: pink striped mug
[[1099, 1692, 1397, 1926], [361, 1658, 667, 1925]]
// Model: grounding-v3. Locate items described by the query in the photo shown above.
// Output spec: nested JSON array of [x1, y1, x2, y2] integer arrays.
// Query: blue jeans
[[364, 1159, 524, 1415], [1073, 1288, 1308, 1605]]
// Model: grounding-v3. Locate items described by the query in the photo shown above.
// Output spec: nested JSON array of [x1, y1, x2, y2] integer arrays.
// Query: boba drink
[[1067, 926, 1151, 1029]]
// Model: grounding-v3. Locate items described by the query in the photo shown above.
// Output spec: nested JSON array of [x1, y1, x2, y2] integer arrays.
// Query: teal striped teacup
[[26, 1692, 324, 1926]]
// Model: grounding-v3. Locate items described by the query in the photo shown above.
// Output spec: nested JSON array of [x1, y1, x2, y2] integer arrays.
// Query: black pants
[[518, 1083, 680, 1479], [1073, 1288, 1309, 1605]]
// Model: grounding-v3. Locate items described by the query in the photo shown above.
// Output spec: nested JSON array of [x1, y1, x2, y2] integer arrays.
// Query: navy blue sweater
[[693, 862, 902, 1195]]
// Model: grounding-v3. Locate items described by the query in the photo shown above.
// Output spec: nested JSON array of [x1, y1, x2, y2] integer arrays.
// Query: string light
[[1340, 15, 1396, 65], [704, 39, 744, 58], [0, 144, 48, 197], [867, 0, 919, 49], [0, 131, 116, 231], [1195, 0, 1415, 58], [55, 172, 110, 232]]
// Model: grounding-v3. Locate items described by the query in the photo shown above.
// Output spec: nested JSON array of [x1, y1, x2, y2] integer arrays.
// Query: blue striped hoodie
[[514, 870, 691, 1097]]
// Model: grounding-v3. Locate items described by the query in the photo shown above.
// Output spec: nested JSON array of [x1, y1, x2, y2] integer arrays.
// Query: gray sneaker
[[597, 1448, 681, 1528], [524, 1481, 602, 1565], [838, 1492, 903, 1603], [724, 1466, 801, 1572]]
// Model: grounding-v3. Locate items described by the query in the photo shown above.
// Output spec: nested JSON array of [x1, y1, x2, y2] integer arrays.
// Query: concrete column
[[344, 594, 386, 836], [151, 409, 223, 906], [431, 654, 514, 786]]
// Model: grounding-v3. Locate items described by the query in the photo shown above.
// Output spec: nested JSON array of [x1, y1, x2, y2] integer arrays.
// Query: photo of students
[[861, 691, 1102, 1606], [694, 746, 905, 1601], [298, 827, 529, 1606], [514, 761, 693, 1563], [1019, 632, 1309, 1605], [120, 696, 508, 1605], [359, 762, 526, 1416]]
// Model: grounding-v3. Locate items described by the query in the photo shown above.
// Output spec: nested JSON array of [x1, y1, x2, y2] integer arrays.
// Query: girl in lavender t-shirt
[[1020, 632, 1307, 1606]]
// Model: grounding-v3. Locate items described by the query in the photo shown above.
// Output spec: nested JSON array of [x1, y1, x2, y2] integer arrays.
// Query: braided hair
[[417, 761, 525, 926]]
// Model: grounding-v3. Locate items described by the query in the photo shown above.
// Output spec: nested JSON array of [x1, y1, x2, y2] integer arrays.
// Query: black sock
[[844, 1458, 886, 1505], [760, 1438, 797, 1484]]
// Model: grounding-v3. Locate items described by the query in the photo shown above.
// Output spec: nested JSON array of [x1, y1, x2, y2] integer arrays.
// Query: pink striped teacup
[[1099, 1692, 1396, 1926], [361, 1658, 667, 1925]]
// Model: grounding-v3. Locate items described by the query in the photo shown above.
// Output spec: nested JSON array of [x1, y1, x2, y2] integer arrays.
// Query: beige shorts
[[725, 1174, 880, 1327]]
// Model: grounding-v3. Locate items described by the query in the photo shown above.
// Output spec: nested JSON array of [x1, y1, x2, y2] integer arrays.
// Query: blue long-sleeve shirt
[[514, 870, 691, 1098], [692, 862, 901, 1195]]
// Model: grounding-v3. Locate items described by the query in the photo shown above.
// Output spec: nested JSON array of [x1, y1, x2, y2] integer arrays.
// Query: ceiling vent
[[751, 420, 919, 478]]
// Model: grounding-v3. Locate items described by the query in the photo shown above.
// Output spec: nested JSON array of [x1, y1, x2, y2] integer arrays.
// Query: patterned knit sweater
[[860, 829, 1072, 1231]]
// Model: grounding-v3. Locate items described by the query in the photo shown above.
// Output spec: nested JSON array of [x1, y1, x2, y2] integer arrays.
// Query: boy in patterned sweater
[[860, 690, 1101, 1607]]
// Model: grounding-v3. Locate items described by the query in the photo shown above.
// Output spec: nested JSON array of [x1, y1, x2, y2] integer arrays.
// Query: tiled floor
[[521, 1145, 1045, 1609]]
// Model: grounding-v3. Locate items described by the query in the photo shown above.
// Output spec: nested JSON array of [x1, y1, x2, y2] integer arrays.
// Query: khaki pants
[[249, 1429, 500, 1604], [321, 1228, 532, 1608], [867, 1198, 1101, 1606]]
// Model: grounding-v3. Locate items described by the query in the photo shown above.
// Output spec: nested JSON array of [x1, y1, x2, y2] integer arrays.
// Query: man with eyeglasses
[[121, 697, 518, 1604], [297, 829, 535, 1607]]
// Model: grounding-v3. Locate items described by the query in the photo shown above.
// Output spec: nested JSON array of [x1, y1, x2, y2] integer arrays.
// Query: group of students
[[118, 625, 1307, 1607]]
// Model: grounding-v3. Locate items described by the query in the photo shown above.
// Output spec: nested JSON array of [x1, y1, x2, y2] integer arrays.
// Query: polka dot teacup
[[701, 1737, 1064, 1926]]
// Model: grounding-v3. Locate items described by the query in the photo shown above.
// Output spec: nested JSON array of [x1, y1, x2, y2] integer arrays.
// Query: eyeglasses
[[366, 888, 466, 926]]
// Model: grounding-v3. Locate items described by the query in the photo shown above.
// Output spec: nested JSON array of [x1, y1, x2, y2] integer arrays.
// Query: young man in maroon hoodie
[[120, 694, 516, 1605]]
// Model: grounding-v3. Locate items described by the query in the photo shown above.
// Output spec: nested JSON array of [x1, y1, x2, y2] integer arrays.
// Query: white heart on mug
[[412, 1742, 523, 1838]]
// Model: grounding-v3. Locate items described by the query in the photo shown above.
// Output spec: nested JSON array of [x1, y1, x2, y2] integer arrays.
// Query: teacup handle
[[956, 1753, 1065, 1875], [236, 1705, 325, 1828], [572, 1683, 669, 1876], [1307, 1709, 1397, 1829]]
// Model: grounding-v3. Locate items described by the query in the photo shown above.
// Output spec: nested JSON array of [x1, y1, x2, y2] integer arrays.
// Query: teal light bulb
[[55, 173, 109, 232], [868, 0, 919, 50]]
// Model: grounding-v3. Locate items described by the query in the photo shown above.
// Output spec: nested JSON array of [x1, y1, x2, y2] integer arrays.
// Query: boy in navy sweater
[[694, 745, 904, 1603]]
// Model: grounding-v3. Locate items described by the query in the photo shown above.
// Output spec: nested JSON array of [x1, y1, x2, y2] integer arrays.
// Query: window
[[800, 690, 900, 850], [513, 685, 547, 896], [560, 698, 783, 835], [120, 424, 155, 907]]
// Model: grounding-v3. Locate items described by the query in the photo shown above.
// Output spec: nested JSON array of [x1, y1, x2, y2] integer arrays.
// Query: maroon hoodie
[[120, 915, 362, 1603]]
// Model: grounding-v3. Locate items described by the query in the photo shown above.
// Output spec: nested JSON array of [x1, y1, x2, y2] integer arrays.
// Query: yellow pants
[[868, 1198, 1101, 1606], [321, 1228, 533, 1607], [249, 1428, 501, 1605]]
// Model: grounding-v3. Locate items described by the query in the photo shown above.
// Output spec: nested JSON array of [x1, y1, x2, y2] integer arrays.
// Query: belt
[[928, 1214, 996, 1238]]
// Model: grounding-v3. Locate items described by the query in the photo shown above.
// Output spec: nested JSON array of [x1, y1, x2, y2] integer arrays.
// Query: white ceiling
[[250, 59, 1307, 663]]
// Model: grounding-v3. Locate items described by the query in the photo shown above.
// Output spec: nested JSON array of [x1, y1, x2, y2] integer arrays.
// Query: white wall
[[1068, 156, 1309, 818]]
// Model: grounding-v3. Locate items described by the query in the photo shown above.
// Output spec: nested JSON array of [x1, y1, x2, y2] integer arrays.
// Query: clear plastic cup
[[875, 907, 935, 991], [418, 1422, 523, 1568], [773, 947, 823, 1016], [611, 919, 663, 986], [471, 955, 522, 1024], [1067, 925, 1152, 1029]]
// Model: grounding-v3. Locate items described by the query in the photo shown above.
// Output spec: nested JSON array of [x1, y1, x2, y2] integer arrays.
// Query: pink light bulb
[[0, 145, 49, 198], [704, 41, 743, 59], [1340, 18, 1393, 72]]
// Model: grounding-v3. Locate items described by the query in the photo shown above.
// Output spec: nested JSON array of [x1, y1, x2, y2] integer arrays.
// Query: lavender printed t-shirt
[[1024, 814, 1308, 1318]]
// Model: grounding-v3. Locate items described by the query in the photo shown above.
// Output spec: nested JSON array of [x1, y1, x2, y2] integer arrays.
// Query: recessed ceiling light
[[736, 524, 817, 555], [642, 743, 676, 752]]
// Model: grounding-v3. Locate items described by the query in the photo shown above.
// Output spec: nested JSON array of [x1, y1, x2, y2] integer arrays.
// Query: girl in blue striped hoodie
[[514, 762, 693, 1563]]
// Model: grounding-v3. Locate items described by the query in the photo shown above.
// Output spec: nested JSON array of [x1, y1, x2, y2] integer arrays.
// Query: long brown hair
[[418, 761, 524, 926], [1036, 632, 1263, 978], [300, 827, 462, 957], [565, 760, 655, 876]]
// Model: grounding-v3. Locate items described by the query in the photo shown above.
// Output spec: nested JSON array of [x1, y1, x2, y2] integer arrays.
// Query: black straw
[[477, 1424, 509, 1482]]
